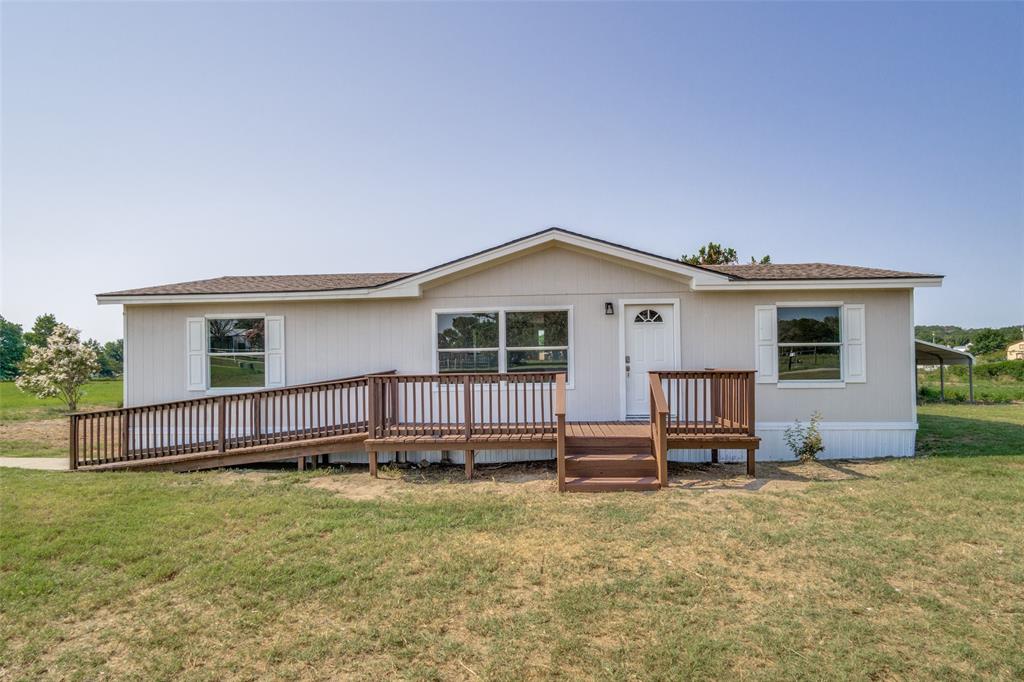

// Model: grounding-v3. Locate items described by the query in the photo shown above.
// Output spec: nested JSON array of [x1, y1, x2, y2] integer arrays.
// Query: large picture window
[[435, 308, 571, 378], [208, 318, 266, 388], [777, 307, 842, 381]]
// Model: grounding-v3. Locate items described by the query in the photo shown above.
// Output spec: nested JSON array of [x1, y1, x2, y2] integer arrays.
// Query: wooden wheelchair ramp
[[69, 370, 760, 488]]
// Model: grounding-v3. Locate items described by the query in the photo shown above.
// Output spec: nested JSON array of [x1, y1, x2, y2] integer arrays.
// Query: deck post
[[217, 396, 226, 453], [710, 448, 718, 464], [369, 451, 378, 477], [69, 414, 78, 471], [463, 375, 473, 440], [464, 449, 474, 479], [120, 412, 129, 461], [657, 411, 669, 485], [297, 455, 305, 471], [648, 373, 670, 488], [555, 374, 566, 492], [746, 449, 755, 477]]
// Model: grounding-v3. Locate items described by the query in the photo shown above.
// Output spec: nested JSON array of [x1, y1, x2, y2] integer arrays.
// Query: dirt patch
[[668, 459, 896, 492], [202, 470, 278, 486], [299, 459, 895, 500], [306, 472, 406, 500], [305, 462, 557, 500], [0, 418, 66, 448]]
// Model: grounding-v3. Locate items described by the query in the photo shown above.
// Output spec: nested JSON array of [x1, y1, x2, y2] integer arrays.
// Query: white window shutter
[[265, 316, 286, 388], [186, 318, 207, 391], [754, 305, 778, 383], [843, 304, 866, 383]]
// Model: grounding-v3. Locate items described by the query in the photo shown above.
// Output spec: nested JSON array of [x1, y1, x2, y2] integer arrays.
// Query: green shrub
[[784, 411, 825, 462]]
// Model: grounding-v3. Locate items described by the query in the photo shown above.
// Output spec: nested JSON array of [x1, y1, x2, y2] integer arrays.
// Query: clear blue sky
[[2, 1, 1021, 342]]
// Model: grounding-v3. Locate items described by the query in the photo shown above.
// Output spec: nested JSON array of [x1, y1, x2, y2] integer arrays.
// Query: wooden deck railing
[[651, 370, 756, 436], [555, 374, 567, 492], [367, 372, 565, 440], [648, 374, 670, 486], [69, 372, 394, 469]]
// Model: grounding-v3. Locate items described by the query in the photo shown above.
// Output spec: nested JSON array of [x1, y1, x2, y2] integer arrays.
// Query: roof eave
[[692, 276, 944, 291], [95, 284, 422, 305]]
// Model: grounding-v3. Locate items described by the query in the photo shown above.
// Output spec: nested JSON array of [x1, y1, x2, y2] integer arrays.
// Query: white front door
[[624, 303, 676, 418]]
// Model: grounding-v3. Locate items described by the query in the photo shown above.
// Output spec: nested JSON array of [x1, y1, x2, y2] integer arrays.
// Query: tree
[[680, 242, 771, 266], [680, 242, 738, 265], [16, 323, 99, 412], [85, 338, 124, 378], [101, 339, 124, 377], [972, 328, 1009, 355], [23, 313, 58, 348], [0, 316, 26, 380]]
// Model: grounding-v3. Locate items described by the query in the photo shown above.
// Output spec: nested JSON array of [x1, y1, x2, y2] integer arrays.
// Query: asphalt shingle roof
[[97, 229, 940, 297], [701, 262, 939, 280], [100, 273, 412, 297]]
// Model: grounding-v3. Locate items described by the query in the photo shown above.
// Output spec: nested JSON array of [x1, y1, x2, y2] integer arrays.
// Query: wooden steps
[[562, 432, 660, 491], [564, 476, 660, 492], [565, 453, 656, 478]]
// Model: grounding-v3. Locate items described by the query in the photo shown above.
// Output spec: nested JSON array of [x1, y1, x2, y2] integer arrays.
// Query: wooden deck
[[69, 370, 760, 490]]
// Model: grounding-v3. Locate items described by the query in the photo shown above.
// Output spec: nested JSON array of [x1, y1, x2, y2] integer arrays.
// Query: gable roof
[[97, 227, 942, 303]]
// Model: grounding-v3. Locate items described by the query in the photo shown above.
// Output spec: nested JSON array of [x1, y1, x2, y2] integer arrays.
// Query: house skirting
[[673, 421, 918, 463], [326, 421, 918, 466]]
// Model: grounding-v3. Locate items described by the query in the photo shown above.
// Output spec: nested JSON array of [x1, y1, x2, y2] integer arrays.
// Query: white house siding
[[123, 245, 917, 461]]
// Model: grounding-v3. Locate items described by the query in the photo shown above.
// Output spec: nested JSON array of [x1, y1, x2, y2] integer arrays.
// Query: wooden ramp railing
[[69, 369, 756, 481], [69, 372, 393, 470]]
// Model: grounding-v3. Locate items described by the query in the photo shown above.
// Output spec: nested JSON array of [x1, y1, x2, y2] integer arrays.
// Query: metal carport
[[915, 340, 975, 403]]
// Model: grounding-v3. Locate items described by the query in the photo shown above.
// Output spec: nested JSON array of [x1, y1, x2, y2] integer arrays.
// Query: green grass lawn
[[1, 403, 1022, 679], [917, 372, 1024, 403], [0, 380, 123, 423], [917, 403, 1024, 457]]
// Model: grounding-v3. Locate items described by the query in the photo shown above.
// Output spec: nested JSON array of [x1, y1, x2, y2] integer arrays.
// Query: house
[[81, 228, 942, 490], [1007, 340, 1024, 361]]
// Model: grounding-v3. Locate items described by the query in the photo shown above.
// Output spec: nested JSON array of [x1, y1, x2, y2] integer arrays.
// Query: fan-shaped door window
[[633, 309, 664, 323]]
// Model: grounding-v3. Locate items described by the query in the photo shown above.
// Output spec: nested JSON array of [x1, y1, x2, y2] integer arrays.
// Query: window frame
[[775, 302, 845, 387], [204, 313, 269, 392], [431, 305, 575, 388], [434, 311, 501, 375]]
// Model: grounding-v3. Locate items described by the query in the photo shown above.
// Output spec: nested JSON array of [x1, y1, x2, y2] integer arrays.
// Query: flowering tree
[[16, 323, 99, 412]]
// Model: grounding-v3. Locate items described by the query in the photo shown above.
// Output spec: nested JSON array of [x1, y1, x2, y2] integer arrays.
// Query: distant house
[[1008, 341, 1024, 361]]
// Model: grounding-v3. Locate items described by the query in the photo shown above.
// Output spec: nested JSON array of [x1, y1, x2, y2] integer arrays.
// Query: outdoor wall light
[[605, 302, 615, 315]]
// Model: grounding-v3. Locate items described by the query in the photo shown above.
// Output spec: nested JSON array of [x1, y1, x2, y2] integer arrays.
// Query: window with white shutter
[[187, 315, 285, 391], [843, 304, 866, 383], [265, 316, 286, 388], [756, 302, 865, 386], [185, 318, 207, 391], [754, 305, 778, 383]]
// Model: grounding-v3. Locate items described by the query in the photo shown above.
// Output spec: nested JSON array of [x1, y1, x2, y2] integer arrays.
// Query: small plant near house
[[15, 323, 99, 412], [784, 411, 825, 462]]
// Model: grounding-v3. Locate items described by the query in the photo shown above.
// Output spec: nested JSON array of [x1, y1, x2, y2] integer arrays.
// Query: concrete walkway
[[0, 457, 68, 471]]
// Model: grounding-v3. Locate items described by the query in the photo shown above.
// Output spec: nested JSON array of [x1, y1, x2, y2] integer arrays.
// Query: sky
[[2, 1, 1022, 342]]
